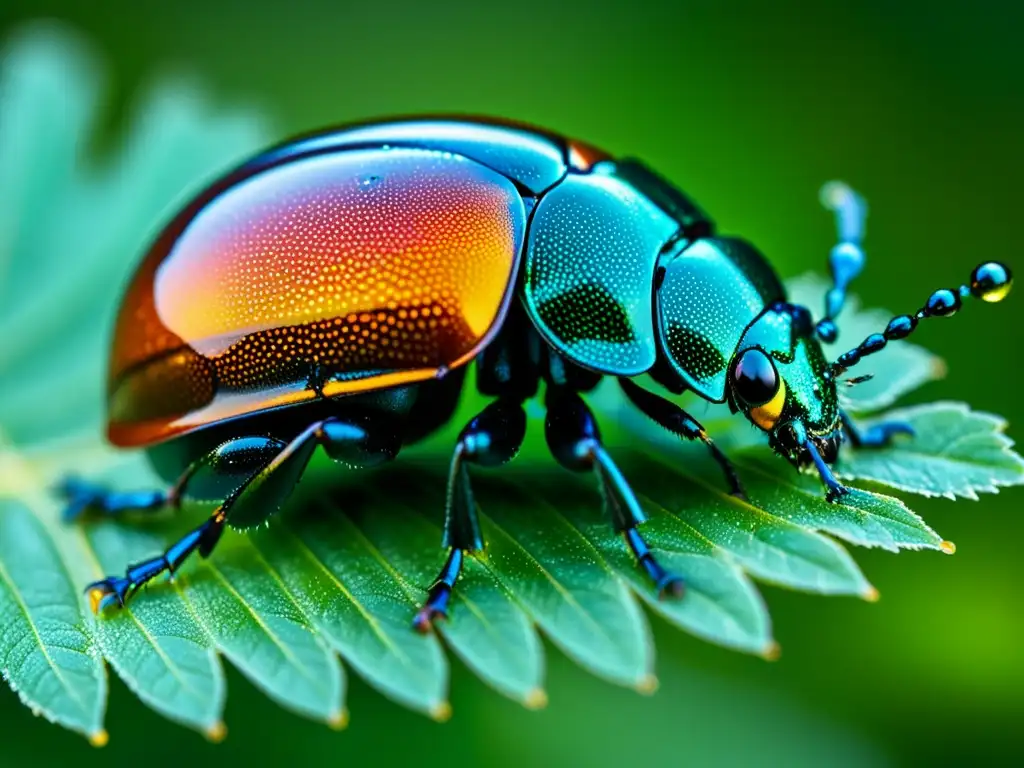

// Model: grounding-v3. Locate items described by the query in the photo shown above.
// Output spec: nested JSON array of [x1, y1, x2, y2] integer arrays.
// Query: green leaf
[[2, 23, 1022, 744], [838, 402, 1024, 500], [620, 450, 874, 597], [0, 499, 106, 743], [733, 454, 946, 553], [78, 520, 225, 737], [178, 530, 345, 725], [471, 475, 655, 689], [330, 474, 544, 709], [254, 502, 451, 717], [786, 274, 945, 414]]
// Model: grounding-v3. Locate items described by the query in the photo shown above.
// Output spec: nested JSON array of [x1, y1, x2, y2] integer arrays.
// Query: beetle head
[[727, 303, 841, 470]]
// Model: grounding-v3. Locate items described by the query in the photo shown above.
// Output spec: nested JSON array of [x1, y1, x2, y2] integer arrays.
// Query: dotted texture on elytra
[[657, 237, 785, 402], [108, 147, 525, 446], [523, 171, 678, 376]]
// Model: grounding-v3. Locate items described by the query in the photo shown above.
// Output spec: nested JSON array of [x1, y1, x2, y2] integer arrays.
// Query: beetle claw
[[85, 577, 132, 614], [656, 574, 686, 600], [825, 484, 851, 503], [411, 606, 447, 634]]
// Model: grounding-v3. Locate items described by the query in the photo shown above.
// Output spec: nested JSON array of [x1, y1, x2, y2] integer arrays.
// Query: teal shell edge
[[656, 237, 786, 402], [521, 167, 679, 376]]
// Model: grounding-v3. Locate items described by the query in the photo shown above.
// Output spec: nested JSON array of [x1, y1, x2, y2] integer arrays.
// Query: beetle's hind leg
[[413, 397, 527, 632], [59, 478, 169, 523], [545, 387, 684, 599], [841, 411, 914, 449], [58, 438, 240, 522], [86, 415, 401, 613]]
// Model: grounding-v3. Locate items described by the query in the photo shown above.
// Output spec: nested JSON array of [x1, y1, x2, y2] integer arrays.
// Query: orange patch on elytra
[[107, 148, 525, 447]]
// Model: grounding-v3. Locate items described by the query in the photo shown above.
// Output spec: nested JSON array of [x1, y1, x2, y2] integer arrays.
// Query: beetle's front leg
[[619, 378, 746, 500], [841, 411, 914, 449], [413, 396, 527, 632]]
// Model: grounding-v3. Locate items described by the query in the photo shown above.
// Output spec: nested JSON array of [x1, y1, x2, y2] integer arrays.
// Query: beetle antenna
[[815, 182, 868, 343], [842, 374, 875, 387], [829, 262, 1013, 378]]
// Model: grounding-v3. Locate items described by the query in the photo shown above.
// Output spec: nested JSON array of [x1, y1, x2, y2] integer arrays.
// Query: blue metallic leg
[[546, 387, 684, 599], [59, 478, 169, 522], [59, 444, 227, 522], [412, 548, 463, 633], [86, 417, 401, 614], [413, 397, 527, 632], [841, 411, 914, 449], [86, 507, 228, 612], [805, 438, 849, 503]]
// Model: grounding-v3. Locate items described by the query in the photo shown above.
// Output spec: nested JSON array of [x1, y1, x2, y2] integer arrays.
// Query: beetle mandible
[[62, 117, 1013, 630]]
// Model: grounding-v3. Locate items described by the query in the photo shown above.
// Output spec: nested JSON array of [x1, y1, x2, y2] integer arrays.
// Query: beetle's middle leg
[[619, 378, 746, 499], [413, 396, 527, 632], [545, 386, 684, 598], [85, 413, 400, 613]]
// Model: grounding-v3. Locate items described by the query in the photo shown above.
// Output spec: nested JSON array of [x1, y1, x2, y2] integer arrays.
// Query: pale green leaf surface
[[838, 402, 1024, 500], [335, 474, 543, 708], [471, 477, 654, 688], [520, 470, 772, 655], [179, 531, 345, 724], [253, 503, 450, 716], [733, 456, 945, 552], [0, 499, 105, 740], [621, 451, 873, 597], [79, 521, 225, 735]]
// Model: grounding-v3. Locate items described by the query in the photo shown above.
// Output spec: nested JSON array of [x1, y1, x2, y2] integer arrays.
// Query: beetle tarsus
[[85, 513, 226, 612], [86, 576, 133, 613], [412, 584, 452, 633], [825, 484, 851, 503], [657, 574, 686, 600], [803, 437, 850, 503], [413, 548, 463, 632], [624, 528, 685, 599]]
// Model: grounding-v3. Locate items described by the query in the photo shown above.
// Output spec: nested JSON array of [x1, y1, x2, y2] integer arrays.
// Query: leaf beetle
[[62, 117, 1013, 630]]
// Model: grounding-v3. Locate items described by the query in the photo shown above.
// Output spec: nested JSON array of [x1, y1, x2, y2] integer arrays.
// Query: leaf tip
[[430, 702, 452, 723], [327, 709, 349, 731], [523, 688, 548, 710], [862, 585, 881, 603], [634, 674, 659, 695], [205, 721, 228, 743], [88, 729, 109, 748], [761, 641, 782, 662], [940, 540, 957, 555]]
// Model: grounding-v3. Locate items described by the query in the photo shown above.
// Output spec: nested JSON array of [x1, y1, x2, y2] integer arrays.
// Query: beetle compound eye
[[732, 349, 779, 406]]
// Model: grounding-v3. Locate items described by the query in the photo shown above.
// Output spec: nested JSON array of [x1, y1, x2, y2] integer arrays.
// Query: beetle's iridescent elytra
[[62, 117, 1012, 630]]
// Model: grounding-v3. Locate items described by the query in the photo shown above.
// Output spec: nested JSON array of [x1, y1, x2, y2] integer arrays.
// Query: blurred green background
[[1, 1, 1021, 765]]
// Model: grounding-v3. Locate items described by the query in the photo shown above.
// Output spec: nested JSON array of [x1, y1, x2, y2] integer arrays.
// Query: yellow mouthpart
[[750, 379, 786, 431]]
